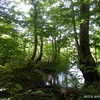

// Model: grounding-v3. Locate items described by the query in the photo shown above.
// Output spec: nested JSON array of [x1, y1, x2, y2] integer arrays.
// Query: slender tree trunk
[[52, 37, 56, 61], [31, 1, 38, 61], [34, 36, 43, 63], [94, 43, 97, 63], [26, 0, 38, 69], [31, 35, 38, 61]]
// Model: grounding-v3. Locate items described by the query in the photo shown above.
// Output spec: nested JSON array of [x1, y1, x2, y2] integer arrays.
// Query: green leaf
[[15, 83, 23, 90], [24, 89, 32, 94], [84, 0, 89, 3], [31, 90, 43, 94]]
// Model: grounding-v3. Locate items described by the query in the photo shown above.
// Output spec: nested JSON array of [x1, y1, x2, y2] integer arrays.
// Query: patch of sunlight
[[1, 34, 11, 39]]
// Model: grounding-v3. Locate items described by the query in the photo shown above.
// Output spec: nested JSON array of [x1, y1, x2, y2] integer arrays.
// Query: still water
[[58, 66, 84, 88]]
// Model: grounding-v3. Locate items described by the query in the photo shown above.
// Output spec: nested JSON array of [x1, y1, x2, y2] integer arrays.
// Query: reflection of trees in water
[[58, 66, 84, 88], [45, 74, 59, 85]]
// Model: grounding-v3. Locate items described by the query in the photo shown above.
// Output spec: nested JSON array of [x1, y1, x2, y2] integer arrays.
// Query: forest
[[0, 0, 100, 100]]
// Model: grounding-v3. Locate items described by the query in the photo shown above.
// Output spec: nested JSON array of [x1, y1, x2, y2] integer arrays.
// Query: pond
[[58, 65, 84, 88]]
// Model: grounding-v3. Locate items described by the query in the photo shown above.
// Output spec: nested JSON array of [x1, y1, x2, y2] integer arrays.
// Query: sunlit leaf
[[31, 90, 43, 94], [15, 83, 23, 90]]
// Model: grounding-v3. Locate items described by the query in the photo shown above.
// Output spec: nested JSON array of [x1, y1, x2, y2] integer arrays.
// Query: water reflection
[[58, 66, 84, 88]]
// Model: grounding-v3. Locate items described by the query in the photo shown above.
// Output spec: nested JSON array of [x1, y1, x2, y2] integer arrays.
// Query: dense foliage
[[0, 0, 100, 99]]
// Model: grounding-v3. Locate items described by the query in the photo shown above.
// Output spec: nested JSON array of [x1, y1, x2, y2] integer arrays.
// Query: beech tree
[[71, 0, 100, 85], [79, 0, 100, 85]]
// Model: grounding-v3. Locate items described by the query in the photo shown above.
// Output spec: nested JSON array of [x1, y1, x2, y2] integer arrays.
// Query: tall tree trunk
[[79, 0, 99, 84], [34, 36, 43, 63], [31, 36, 38, 61], [26, 0, 38, 69], [71, 0, 99, 85], [31, 0, 38, 61]]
